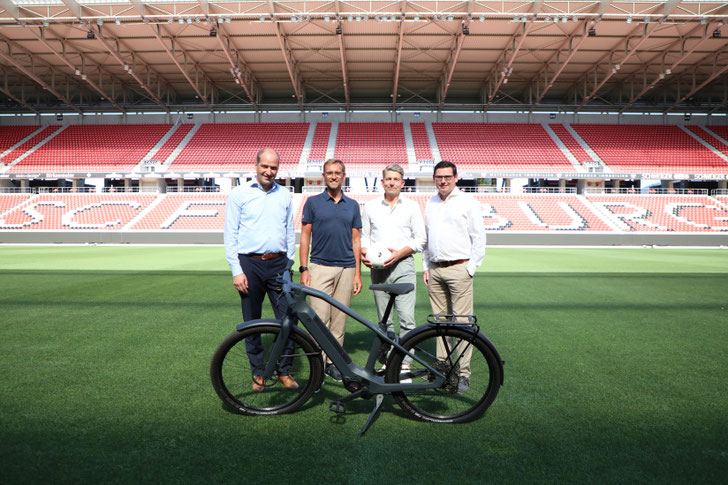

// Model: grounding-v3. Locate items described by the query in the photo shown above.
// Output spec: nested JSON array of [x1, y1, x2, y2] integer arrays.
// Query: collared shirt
[[302, 190, 362, 268], [422, 188, 486, 276], [361, 195, 426, 254], [224, 179, 295, 277]]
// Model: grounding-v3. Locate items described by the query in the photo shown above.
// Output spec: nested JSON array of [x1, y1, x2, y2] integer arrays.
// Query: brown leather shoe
[[278, 375, 299, 389], [252, 375, 266, 392]]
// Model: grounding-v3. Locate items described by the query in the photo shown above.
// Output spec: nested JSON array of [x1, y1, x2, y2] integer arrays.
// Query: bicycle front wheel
[[386, 325, 502, 423], [210, 323, 324, 415]]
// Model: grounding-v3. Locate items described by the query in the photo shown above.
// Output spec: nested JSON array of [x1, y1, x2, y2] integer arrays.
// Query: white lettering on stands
[[62, 201, 142, 229], [0, 201, 65, 229], [161, 201, 224, 229], [517, 201, 588, 230]]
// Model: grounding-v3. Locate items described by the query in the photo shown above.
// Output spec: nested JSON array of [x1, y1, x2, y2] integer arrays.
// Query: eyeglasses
[[434, 175, 454, 181]]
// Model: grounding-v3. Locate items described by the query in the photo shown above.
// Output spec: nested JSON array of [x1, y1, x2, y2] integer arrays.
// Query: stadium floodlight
[[167, 18, 173, 24], [391, 14, 397, 21], [700, 17, 707, 25], [227, 16, 232, 23], [42, 20, 50, 27], [81, 74, 87, 80], [414, 14, 419, 21], [324, 15, 330, 22], [186, 17, 192, 24], [626, 16, 633, 24], [195, 17, 201, 24], [572, 15, 578, 22], [115, 18, 121, 26], [562, 16, 568, 23], [363, 15, 369, 21], [75, 69, 81, 76], [433, 14, 438, 21], [544, 16, 550, 23], [97, 19, 103, 26], [348, 14, 353, 22], [356, 15, 361, 22], [480, 15, 485, 22], [178, 17, 184, 24], [665, 68, 671, 75], [259, 15, 266, 22], [447, 15, 454, 22]]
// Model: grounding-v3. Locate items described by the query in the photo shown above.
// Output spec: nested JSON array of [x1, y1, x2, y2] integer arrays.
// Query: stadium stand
[[129, 192, 227, 230], [571, 124, 728, 173], [333, 122, 408, 169], [685, 126, 728, 156], [0, 193, 157, 230], [585, 194, 728, 232], [150, 124, 195, 163], [308, 122, 331, 162], [706, 126, 728, 145], [0, 193, 35, 216], [410, 122, 434, 163], [12, 124, 172, 173], [432, 123, 575, 172], [0, 126, 41, 154], [2, 191, 728, 234], [549, 124, 593, 163], [169, 123, 308, 171], [1, 126, 61, 166]]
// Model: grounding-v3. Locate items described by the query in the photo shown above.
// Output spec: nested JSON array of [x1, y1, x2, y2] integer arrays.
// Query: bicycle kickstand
[[360, 394, 384, 437]]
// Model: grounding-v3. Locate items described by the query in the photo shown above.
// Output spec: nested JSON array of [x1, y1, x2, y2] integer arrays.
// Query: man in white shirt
[[361, 164, 426, 369], [422, 161, 486, 394]]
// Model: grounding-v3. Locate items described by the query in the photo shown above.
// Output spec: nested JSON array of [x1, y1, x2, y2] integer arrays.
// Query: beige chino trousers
[[308, 262, 356, 364], [427, 262, 474, 378]]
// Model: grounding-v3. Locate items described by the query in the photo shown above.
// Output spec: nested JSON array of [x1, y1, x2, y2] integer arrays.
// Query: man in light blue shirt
[[224, 147, 298, 391]]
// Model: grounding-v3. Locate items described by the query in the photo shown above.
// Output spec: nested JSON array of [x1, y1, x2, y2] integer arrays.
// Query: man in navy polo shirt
[[299, 158, 362, 381]]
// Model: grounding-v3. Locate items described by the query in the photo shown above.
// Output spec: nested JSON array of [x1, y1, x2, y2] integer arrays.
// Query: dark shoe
[[278, 374, 299, 389], [325, 364, 343, 382], [252, 375, 265, 392], [457, 376, 470, 394]]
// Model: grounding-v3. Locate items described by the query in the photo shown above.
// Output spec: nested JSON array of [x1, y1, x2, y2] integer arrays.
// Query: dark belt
[[244, 252, 285, 260], [430, 259, 468, 268]]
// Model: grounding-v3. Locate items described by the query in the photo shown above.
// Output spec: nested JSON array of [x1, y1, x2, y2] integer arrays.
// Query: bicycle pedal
[[329, 401, 346, 414]]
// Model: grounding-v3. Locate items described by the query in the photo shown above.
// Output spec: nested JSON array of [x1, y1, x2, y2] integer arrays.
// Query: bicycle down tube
[[248, 278, 449, 394]]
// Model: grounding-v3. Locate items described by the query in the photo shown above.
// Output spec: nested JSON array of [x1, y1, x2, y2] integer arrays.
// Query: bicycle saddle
[[368, 283, 414, 295]]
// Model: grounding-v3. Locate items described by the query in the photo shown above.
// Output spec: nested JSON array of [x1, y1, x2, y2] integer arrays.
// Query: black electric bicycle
[[210, 264, 504, 434]]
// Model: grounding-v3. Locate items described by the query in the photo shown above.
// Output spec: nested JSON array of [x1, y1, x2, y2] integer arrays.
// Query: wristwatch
[[299, 266, 309, 273]]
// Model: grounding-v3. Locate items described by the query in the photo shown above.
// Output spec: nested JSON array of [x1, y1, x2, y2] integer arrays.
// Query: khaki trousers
[[309, 262, 355, 364], [427, 262, 474, 378]]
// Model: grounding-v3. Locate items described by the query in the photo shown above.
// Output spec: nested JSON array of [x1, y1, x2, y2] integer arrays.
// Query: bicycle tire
[[210, 322, 324, 415], [386, 325, 502, 423]]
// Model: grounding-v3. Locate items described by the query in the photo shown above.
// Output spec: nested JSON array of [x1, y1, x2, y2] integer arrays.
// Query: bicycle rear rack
[[427, 314, 479, 332]]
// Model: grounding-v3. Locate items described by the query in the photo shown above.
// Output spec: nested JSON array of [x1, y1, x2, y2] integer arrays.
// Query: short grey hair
[[382, 163, 404, 179], [256, 147, 280, 164]]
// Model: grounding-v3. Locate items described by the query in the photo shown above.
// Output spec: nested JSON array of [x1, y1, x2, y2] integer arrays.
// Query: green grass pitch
[[1, 246, 727, 484]]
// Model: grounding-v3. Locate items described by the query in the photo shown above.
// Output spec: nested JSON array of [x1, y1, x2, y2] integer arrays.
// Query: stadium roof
[[0, 0, 727, 115]]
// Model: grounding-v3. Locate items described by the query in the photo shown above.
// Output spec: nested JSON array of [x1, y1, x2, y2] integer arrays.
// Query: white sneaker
[[400, 364, 412, 384]]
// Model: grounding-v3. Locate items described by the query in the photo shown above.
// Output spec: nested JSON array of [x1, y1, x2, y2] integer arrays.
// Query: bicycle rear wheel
[[210, 323, 324, 415], [386, 325, 502, 423]]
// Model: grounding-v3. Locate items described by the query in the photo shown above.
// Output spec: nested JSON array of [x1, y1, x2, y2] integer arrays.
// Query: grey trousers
[[371, 256, 417, 364]]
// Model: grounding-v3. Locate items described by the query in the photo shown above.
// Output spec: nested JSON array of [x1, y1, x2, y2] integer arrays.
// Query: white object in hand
[[367, 244, 391, 269]]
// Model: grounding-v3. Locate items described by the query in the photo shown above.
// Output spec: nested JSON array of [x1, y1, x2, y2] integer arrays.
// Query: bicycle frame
[[237, 274, 458, 395]]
